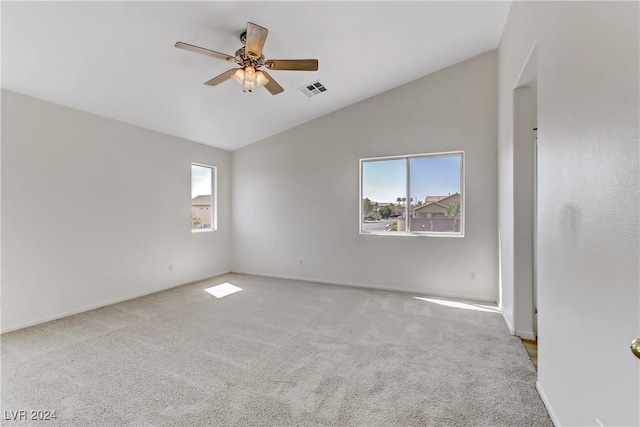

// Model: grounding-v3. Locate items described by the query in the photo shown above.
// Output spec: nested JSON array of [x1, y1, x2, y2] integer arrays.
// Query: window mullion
[[406, 157, 411, 232]]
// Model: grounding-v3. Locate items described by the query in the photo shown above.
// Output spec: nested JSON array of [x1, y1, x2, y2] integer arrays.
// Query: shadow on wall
[[560, 204, 581, 243]]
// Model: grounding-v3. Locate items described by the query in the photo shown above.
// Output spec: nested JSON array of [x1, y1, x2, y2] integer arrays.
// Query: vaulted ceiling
[[1, 2, 511, 150]]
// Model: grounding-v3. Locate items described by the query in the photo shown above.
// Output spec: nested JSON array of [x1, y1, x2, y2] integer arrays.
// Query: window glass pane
[[361, 159, 407, 233], [409, 154, 462, 233], [191, 164, 213, 230]]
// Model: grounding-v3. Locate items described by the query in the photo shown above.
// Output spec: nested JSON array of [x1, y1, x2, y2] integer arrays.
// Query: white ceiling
[[1, 2, 511, 151]]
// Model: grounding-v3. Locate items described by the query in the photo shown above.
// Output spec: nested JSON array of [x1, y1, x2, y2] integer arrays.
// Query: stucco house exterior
[[191, 195, 212, 229]]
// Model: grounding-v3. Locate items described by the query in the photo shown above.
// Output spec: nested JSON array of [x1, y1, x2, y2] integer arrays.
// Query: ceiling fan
[[175, 22, 318, 95]]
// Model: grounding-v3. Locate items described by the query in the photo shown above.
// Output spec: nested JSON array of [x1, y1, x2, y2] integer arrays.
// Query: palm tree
[[401, 197, 406, 206], [446, 201, 461, 231]]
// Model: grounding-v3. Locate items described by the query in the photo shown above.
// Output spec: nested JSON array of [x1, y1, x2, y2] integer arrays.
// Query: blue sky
[[191, 165, 212, 198], [362, 155, 461, 203]]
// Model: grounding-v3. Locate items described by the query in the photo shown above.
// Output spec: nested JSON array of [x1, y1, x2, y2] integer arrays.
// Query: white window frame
[[191, 163, 217, 233], [359, 151, 464, 237]]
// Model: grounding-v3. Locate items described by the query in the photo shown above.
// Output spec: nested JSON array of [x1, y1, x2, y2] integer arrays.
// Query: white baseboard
[[1, 270, 231, 333], [536, 381, 560, 426], [516, 330, 537, 340], [499, 312, 536, 340], [230, 270, 497, 303], [502, 312, 516, 335]]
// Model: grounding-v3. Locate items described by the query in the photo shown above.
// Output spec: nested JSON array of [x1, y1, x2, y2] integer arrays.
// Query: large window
[[191, 163, 216, 232], [360, 152, 463, 236]]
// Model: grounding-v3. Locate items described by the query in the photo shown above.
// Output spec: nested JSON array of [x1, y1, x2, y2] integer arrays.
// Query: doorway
[[512, 47, 537, 342]]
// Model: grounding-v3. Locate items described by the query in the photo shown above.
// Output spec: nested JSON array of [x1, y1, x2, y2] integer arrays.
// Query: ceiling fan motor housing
[[234, 47, 265, 68]]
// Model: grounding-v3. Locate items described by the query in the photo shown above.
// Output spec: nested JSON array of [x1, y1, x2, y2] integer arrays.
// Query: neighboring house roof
[[191, 195, 212, 206], [425, 195, 448, 203], [414, 193, 460, 212], [414, 202, 449, 213], [434, 192, 460, 205]]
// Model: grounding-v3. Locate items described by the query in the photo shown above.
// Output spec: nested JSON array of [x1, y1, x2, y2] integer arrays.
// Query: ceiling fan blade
[[245, 22, 268, 59], [175, 42, 237, 63], [204, 69, 238, 86], [260, 71, 284, 95], [264, 59, 318, 71]]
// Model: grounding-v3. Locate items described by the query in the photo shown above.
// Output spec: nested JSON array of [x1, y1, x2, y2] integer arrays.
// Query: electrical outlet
[[470, 272, 477, 280], [297, 258, 303, 267]]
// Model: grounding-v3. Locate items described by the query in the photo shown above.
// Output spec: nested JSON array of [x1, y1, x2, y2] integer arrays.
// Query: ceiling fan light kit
[[175, 22, 319, 95], [231, 66, 269, 93]]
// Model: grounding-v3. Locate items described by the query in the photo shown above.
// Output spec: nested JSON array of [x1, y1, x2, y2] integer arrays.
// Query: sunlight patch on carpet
[[204, 283, 243, 298], [413, 296, 500, 313]]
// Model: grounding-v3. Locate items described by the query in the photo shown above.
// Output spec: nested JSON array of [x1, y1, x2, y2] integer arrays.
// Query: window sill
[[360, 231, 464, 238], [191, 229, 216, 233]]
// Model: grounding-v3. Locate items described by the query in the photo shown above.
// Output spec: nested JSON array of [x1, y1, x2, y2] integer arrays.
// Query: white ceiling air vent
[[299, 80, 327, 97]]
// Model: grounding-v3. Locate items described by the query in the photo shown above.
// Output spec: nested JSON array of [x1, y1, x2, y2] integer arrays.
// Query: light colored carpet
[[2, 274, 552, 426]]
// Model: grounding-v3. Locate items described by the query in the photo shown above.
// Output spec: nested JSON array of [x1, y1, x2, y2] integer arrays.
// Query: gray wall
[[1, 90, 231, 331], [231, 51, 498, 302]]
